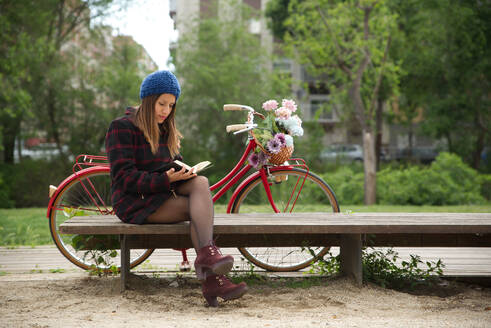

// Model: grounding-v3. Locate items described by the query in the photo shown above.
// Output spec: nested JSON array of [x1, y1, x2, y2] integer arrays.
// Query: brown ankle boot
[[194, 242, 234, 280], [201, 274, 248, 307]]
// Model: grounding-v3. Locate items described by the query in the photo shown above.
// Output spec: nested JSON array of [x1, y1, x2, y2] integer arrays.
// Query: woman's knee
[[193, 176, 209, 190], [177, 175, 210, 195]]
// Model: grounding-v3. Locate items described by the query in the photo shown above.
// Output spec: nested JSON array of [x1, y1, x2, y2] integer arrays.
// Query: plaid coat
[[105, 108, 182, 224]]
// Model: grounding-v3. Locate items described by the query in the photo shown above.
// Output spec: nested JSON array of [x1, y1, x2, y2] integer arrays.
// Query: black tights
[[146, 176, 214, 250]]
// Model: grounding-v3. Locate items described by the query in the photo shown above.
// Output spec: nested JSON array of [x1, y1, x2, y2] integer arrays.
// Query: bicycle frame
[[47, 137, 310, 216], [210, 137, 310, 214]]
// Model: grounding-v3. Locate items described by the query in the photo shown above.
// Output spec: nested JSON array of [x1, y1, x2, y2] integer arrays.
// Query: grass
[[0, 208, 52, 246], [334, 204, 491, 213], [215, 204, 491, 213], [1, 204, 490, 247]]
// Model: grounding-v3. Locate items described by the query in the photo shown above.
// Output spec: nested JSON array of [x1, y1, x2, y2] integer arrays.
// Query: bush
[[319, 152, 486, 205], [320, 167, 364, 205], [0, 172, 14, 208], [0, 159, 69, 207], [480, 174, 491, 201]]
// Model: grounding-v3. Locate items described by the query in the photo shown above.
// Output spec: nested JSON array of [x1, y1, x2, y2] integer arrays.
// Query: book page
[[174, 160, 211, 173], [173, 160, 192, 171], [192, 161, 211, 172]]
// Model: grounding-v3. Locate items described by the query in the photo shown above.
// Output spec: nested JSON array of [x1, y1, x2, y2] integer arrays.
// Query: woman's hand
[[166, 167, 197, 183]]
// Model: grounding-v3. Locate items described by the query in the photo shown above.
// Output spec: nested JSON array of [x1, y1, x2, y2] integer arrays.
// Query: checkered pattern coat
[[105, 108, 182, 224]]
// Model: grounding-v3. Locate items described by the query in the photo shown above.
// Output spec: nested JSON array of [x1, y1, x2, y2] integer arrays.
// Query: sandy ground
[[0, 273, 490, 328]]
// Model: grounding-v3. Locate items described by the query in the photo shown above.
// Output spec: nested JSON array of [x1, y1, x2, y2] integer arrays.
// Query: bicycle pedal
[[273, 175, 288, 183]]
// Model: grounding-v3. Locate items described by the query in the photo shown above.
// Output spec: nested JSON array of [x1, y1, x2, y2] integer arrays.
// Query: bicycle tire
[[49, 168, 154, 270], [231, 168, 339, 271]]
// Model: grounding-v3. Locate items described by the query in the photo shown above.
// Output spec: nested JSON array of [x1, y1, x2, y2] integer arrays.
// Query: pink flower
[[267, 138, 282, 154], [292, 115, 302, 126], [258, 151, 269, 166], [248, 153, 260, 168], [275, 106, 291, 119], [274, 133, 286, 146], [262, 100, 279, 111], [282, 99, 297, 112]]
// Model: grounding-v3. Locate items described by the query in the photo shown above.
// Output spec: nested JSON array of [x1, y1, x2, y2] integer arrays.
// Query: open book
[[173, 160, 211, 173], [152, 160, 212, 174]]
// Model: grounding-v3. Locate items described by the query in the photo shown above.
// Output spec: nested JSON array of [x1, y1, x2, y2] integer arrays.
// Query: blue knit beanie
[[139, 70, 181, 100]]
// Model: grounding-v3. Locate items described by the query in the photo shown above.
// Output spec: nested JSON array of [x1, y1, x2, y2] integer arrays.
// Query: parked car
[[320, 144, 364, 163], [393, 147, 438, 164], [14, 142, 73, 162]]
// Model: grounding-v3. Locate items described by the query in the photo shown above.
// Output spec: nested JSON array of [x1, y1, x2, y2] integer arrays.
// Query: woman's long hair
[[133, 94, 182, 157]]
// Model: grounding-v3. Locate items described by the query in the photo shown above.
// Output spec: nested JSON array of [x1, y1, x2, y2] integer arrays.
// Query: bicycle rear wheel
[[231, 168, 339, 271], [49, 168, 154, 270]]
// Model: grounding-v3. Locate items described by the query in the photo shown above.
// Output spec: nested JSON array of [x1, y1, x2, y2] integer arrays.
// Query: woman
[[105, 70, 247, 307]]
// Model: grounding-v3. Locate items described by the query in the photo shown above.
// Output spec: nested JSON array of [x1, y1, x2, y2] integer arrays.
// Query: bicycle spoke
[[233, 168, 339, 271], [49, 169, 153, 270]]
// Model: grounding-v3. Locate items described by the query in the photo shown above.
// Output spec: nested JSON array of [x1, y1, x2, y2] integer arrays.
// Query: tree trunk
[[445, 132, 452, 153], [363, 130, 376, 205], [472, 110, 486, 170], [408, 123, 413, 160], [473, 128, 485, 170], [46, 86, 63, 156], [1, 114, 22, 164], [375, 98, 383, 171]]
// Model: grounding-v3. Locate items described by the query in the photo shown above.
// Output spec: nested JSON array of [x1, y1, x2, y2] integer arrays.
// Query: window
[[310, 99, 338, 122], [249, 19, 261, 34], [273, 58, 292, 73]]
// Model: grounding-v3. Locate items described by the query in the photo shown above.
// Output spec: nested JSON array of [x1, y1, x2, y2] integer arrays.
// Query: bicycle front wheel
[[49, 168, 154, 270], [231, 168, 339, 271]]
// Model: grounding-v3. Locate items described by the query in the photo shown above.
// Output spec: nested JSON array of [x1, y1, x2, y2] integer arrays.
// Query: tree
[[0, 0, 129, 163], [174, 0, 290, 177], [392, 0, 490, 170], [0, 0, 51, 162], [67, 33, 153, 156], [279, 0, 400, 204]]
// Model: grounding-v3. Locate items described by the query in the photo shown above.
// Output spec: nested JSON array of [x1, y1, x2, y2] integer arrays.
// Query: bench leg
[[120, 234, 130, 292], [339, 234, 362, 287]]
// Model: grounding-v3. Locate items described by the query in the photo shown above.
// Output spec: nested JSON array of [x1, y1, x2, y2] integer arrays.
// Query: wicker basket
[[268, 145, 294, 165], [252, 131, 294, 165]]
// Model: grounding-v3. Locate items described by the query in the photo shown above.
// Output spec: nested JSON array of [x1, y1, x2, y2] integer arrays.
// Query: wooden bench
[[59, 212, 491, 291]]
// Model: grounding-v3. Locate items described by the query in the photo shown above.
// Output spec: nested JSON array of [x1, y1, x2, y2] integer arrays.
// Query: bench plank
[[123, 233, 491, 248], [59, 213, 491, 235]]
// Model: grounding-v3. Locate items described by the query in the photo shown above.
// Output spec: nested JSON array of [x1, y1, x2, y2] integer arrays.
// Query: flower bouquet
[[248, 99, 304, 168]]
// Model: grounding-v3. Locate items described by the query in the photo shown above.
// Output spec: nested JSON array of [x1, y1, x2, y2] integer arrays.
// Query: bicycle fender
[[226, 166, 293, 213], [46, 166, 110, 218]]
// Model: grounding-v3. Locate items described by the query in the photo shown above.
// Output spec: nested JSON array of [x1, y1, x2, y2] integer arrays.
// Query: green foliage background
[[0, 0, 489, 208], [174, 0, 291, 175], [321, 152, 487, 206]]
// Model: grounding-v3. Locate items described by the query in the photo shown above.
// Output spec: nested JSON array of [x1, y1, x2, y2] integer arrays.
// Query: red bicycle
[[47, 104, 340, 272]]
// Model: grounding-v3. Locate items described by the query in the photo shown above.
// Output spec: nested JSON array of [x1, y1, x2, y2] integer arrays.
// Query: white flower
[[292, 115, 302, 126], [284, 135, 294, 146], [289, 125, 304, 137]]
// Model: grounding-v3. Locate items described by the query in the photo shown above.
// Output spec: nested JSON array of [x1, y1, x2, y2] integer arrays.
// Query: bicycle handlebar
[[226, 124, 249, 132], [223, 104, 260, 134], [226, 123, 257, 134], [223, 104, 254, 111]]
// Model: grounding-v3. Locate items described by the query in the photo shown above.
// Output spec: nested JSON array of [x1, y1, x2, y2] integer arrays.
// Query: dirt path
[[1, 273, 490, 328]]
